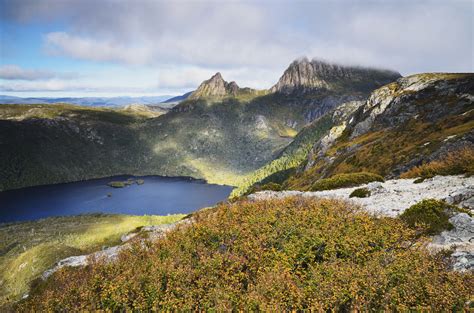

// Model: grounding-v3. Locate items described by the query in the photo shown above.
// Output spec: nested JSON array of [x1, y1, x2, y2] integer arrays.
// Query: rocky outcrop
[[188, 72, 241, 99], [270, 57, 401, 95], [431, 213, 474, 272], [121, 104, 166, 117], [250, 175, 474, 216], [304, 100, 364, 170], [351, 73, 474, 138]]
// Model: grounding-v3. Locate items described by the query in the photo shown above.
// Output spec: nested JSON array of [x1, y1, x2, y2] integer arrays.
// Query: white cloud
[[0, 79, 161, 95], [1, 0, 472, 95], [0, 64, 77, 80], [44, 32, 155, 65], [35, 0, 472, 74]]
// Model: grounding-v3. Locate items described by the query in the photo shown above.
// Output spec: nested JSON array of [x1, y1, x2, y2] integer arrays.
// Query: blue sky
[[0, 0, 473, 97]]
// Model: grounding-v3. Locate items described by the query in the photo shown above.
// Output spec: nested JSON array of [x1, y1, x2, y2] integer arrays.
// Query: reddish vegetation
[[19, 198, 473, 311], [401, 147, 474, 179]]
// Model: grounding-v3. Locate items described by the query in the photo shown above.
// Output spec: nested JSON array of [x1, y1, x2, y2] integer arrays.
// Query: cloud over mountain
[[0, 0, 472, 95], [2, 0, 472, 73]]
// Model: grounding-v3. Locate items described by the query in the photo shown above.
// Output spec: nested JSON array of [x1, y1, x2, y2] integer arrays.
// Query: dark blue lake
[[0, 176, 233, 223]]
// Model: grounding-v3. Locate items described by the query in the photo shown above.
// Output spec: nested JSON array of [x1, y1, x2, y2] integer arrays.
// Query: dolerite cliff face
[[350, 73, 474, 137], [270, 58, 401, 94], [188, 72, 241, 99]]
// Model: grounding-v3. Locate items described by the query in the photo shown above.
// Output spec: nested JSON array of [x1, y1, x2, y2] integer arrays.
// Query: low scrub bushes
[[349, 187, 371, 198], [19, 198, 473, 311], [400, 199, 467, 235], [401, 147, 474, 179], [0, 214, 184, 306], [310, 172, 384, 191], [244, 182, 282, 196]]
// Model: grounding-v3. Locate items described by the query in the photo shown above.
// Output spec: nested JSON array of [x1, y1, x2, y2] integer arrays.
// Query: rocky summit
[[188, 72, 241, 99], [270, 57, 401, 94]]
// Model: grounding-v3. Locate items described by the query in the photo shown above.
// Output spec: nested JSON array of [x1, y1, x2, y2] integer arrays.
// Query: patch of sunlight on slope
[[186, 157, 246, 187]]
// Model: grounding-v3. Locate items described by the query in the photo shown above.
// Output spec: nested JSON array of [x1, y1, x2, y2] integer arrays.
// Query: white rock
[[250, 175, 474, 217]]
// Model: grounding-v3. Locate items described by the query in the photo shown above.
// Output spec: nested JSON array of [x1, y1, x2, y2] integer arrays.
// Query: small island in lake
[[107, 178, 145, 188]]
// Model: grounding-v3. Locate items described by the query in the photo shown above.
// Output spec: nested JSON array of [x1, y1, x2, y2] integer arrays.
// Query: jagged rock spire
[[189, 72, 240, 99]]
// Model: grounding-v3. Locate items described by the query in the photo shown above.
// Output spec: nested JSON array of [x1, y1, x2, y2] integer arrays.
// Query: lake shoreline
[[0, 173, 234, 193], [0, 175, 233, 223]]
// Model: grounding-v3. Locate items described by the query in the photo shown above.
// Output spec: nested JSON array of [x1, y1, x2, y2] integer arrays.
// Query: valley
[[0, 59, 400, 191]]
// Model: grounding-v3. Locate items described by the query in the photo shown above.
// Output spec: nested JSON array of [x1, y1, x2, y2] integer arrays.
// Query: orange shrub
[[18, 198, 474, 311], [401, 147, 474, 179]]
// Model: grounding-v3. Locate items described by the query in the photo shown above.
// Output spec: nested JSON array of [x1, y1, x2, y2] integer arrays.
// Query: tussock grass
[[0, 214, 184, 305], [18, 198, 473, 311]]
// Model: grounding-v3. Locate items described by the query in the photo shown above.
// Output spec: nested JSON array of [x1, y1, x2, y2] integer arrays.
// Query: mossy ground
[[0, 213, 184, 305], [17, 198, 474, 311]]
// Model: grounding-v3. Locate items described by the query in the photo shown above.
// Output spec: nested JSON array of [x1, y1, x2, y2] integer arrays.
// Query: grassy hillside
[[230, 101, 363, 197], [18, 198, 473, 310], [0, 213, 184, 305], [229, 113, 333, 197], [286, 111, 474, 190]]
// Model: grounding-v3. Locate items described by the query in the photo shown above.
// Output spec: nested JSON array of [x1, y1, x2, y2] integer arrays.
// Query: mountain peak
[[189, 72, 240, 99], [210, 72, 224, 81], [271, 57, 401, 94]]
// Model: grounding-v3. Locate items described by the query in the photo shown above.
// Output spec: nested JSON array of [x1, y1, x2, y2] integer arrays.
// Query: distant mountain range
[[0, 94, 191, 108], [162, 91, 193, 104]]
